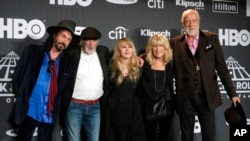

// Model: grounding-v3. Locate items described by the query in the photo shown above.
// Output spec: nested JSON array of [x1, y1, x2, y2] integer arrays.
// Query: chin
[[187, 31, 198, 36], [86, 50, 95, 54]]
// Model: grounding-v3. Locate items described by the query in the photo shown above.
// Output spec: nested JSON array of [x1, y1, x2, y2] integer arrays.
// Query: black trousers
[[179, 93, 216, 141], [145, 115, 174, 141], [17, 116, 53, 141]]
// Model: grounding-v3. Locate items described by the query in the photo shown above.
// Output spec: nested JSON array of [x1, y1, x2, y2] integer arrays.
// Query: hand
[[231, 96, 240, 107], [137, 57, 144, 68]]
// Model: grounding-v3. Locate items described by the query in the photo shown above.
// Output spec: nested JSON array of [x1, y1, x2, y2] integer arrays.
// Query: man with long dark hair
[[12, 20, 77, 141]]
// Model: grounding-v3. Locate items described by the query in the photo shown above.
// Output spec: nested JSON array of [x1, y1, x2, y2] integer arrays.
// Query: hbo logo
[[219, 29, 250, 47], [49, 0, 92, 7], [0, 18, 46, 40]]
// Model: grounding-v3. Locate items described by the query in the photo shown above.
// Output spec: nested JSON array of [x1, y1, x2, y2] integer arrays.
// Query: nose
[[190, 21, 195, 26], [63, 37, 71, 45]]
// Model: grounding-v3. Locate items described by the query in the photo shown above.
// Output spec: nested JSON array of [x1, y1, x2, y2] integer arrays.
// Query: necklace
[[192, 55, 200, 71], [154, 70, 166, 92]]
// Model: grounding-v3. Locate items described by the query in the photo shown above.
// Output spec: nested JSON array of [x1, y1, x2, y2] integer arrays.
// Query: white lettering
[[219, 29, 250, 47], [176, 0, 204, 10], [0, 83, 7, 92], [234, 129, 247, 136], [140, 29, 171, 38], [148, 0, 164, 9], [0, 18, 45, 40], [236, 82, 250, 90], [109, 26, 127, 40], [49, 0, 92, 7]]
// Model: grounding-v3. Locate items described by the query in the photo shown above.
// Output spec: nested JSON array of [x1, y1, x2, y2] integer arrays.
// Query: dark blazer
[[12, 44, 74, 126], [60, 45, 110, 118], [170, 30, 237, 113]]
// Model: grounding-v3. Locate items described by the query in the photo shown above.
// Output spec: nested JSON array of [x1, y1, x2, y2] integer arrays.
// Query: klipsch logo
[[213, 0, 238, 13], [106, 0, 137, 5], [175, 0, 204, 10], [140, 28, 171, 39]]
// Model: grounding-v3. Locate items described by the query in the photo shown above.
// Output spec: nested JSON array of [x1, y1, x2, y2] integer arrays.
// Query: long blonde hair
[[110, 37, 140, 86], [145, 33, 173, 65]]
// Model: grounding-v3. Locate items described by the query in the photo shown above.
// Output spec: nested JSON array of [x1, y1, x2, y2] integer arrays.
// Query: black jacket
[[60, 45, 110, 119], [13, 44, 74, 126]]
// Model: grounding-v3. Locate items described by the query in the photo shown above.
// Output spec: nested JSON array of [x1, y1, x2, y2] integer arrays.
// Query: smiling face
[[82, 39, 99, 54], [152, 44, 165, 60], [53, 29, 73, 52], [182, 9, 200, 37]]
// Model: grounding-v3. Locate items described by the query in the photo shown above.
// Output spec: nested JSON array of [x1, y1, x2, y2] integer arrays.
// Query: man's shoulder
[[97, 45, 110, 53], [97, 45, 109, 50], [201, 30, 217, 38], [22, 44, 44, 53], [171, 34, 184, 41]]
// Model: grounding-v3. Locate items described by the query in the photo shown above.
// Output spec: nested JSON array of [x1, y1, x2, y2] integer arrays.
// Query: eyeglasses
[[47, 60, 55, 73]]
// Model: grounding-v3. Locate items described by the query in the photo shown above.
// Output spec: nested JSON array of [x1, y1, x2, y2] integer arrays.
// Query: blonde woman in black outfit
[[105, 37, 146, 141], [140, 33, 175, 141]]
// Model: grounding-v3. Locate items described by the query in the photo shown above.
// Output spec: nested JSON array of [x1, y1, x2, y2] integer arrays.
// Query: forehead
[[118, 41, 130, 46], [151, 38, 165, 46], [57, 29, 73, 37]]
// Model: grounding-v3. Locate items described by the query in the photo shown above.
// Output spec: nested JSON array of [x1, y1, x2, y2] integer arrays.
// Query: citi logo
[[213, 0, 238, 13], [176, 0, 204, 10], [108, 26, 128, 40], [0, 18, 46, 40], [49, 0, 92, 7], [140, 29, 171, 39], [219, 29, 250, 47], [148, 0, 164, 9], [106, 0, 137, 5]]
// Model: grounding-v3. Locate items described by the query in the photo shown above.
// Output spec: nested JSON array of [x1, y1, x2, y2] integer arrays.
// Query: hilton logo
[[213, 0, 238, 13]]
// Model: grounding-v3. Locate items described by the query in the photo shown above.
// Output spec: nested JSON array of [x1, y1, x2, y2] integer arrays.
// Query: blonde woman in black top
[[141, 33, 175, 141], [105, 37, 146, 141]]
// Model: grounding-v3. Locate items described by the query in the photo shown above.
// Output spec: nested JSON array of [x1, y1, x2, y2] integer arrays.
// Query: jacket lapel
[[178, 35, 189, 68], [96, 47, 108, 79]]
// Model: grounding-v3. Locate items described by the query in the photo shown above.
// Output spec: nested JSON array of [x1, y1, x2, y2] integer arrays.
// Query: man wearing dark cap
[[12, 20, 77, 141], [60, 27, 110, 141]]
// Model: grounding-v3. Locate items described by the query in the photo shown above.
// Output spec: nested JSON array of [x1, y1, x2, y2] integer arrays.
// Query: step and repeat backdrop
[[0, 0, 250, 140]]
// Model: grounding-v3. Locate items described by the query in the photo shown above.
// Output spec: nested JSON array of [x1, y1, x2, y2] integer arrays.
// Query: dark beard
[[55, 43, 66, 52]]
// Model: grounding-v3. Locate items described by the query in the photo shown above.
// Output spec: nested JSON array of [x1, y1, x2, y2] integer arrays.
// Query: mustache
[[187, 27, 196, 30], [57, 43, 66, 48]]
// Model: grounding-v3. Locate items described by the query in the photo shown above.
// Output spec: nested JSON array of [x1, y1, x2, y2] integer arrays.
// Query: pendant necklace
[[192, 55, 200, 71], [188, 38, 200, 71], [154, 70, 166, 92]]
